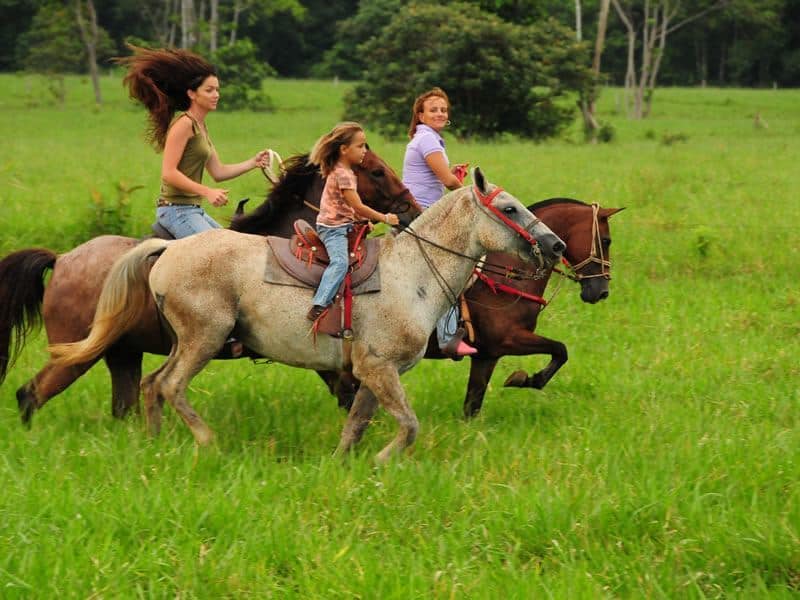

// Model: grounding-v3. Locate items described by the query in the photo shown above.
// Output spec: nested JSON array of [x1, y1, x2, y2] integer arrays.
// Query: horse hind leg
[[105, 347, 143, 419], [148, 336, 229, 446]]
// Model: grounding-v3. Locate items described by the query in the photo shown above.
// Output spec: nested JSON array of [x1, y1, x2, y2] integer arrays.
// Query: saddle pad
[[263, 236, 382, 295]]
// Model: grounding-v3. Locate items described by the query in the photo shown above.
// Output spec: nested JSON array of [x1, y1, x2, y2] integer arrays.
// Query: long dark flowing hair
[[116, 44, 216, 151]]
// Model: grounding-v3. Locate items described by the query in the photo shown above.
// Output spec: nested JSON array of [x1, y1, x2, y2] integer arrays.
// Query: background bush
[[343, 3, 593, 140]]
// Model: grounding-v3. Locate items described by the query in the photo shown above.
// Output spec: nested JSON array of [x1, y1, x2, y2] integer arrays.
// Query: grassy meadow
[[0, 73, 798, 598]]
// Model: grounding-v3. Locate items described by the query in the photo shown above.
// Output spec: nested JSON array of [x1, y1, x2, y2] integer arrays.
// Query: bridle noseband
[[558, 203, 611, 282], [472, 185, 540, 247]]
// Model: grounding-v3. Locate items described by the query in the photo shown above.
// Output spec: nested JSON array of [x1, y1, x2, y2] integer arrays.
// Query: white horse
[[50, 169, 565, 462]]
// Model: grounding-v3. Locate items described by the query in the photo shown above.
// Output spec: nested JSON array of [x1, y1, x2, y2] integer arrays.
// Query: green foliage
[[20, 3, 115, 75], [596, 121, 616, 143], [314, 0, 404, 79], [84, 180, 143, 240], [343, 4, 593, 140], [692, 225, 716, 259], [661, 132, 690, 146], [213, 39, 276, 112]]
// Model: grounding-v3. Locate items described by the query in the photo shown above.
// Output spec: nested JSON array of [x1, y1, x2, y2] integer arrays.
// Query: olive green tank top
[[158, 114, 214, 206]]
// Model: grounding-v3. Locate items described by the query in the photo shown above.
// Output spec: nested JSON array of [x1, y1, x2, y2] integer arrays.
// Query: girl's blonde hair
[[308, 121, 364, 177], [408, 87, 450, 139]]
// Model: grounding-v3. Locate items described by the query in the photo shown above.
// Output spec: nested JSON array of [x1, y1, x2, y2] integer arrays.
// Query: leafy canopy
[[343, 3, 593, 140]]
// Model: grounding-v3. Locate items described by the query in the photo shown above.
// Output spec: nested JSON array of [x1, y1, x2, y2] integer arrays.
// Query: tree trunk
[[181, 0, 196, 49], [230, 0, 244, 46], [614, 0, 729, 119], [209, 0, 219, 52], [612, 0, 637, 118], [589, 0, 611, 115], [74, 0, 102, 105]]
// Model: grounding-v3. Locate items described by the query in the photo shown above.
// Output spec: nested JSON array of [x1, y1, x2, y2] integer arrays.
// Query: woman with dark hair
[[402, 87, 475, 359], [117, 45, 272, 238]]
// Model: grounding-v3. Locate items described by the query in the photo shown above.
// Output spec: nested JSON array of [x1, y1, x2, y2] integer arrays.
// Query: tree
[[576, 0, 611, 141], [345, 3, 593, 140], [611, 0, 730, 118], [74, 0, 103, 104], [21, 2, 114, 104]]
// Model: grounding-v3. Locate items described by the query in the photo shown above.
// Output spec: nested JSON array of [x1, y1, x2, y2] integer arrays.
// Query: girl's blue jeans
[[156, 205, 221, 239], [312, 223, 352, 307]]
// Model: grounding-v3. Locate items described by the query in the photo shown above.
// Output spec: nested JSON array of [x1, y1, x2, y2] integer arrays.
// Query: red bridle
[[473, 185, 539, 246]]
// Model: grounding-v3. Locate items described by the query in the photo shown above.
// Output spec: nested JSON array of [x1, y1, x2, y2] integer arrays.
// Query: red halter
[[473, 185, 539, 246]]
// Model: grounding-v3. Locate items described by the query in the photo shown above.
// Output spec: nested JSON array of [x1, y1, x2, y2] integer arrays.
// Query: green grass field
[[0, 73, 798, 598]]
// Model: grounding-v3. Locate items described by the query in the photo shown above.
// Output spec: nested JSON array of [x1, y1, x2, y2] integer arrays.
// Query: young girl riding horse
[[306, 122, 400, 321]]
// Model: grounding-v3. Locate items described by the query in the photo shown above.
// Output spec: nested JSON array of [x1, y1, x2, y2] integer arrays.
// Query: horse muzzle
[[532, 231, 566, 264], [580, 278, 610, 304]]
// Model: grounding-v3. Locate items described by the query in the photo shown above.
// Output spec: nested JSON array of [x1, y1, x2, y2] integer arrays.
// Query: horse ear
[[600, 207, 625, 218], [234, 198, 250, 216], [472, 167, 487, 193]]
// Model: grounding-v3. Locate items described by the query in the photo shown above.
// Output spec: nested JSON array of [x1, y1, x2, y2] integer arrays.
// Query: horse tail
[[0, 248, 58, 385], [48, 239, 170, 367]]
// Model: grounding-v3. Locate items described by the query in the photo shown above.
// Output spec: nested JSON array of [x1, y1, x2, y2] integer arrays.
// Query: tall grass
[[0, 73, 798, 598]]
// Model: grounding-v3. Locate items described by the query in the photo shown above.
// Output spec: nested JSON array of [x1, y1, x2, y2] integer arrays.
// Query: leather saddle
[[265, 220, 380, 291]]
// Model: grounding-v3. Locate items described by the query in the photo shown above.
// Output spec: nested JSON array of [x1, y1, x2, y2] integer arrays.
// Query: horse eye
[[602, 237, 611, 248], [371, 169, 384, 178], [503, 206, 517, 215]]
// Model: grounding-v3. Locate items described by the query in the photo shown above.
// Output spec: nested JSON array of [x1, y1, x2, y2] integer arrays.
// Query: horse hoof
[[16, 385, 36, 426], [503, 370, 528, 387]]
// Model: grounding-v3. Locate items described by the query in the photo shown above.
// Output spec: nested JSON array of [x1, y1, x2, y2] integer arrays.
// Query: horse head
[[354, 148, 422, 227], [471, 167, 566, 267], [531, 199, 625, 304]]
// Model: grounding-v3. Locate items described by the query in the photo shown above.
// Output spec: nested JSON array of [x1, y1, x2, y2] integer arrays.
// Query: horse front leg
[[351, 362, 418, 464], [463, 357, 499, 418], [105, 347, 143, 419], [334, 385, 379, 456], [502, 333, 567, 390]]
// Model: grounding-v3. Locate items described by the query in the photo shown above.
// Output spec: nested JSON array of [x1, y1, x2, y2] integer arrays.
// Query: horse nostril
[[599, 290, 609, 300], [553, 241, 566, 254]]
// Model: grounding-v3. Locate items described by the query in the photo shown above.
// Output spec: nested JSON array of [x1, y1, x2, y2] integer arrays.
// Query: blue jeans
[[156, 205, 221, 239], [437, 305, 459, 347], [312, 224, 352, 307]]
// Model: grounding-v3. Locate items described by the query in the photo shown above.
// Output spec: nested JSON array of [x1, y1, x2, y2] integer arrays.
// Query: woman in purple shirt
[[402, 88, 476, 358]]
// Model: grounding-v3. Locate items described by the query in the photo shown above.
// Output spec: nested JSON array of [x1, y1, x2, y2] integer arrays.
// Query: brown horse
[[324, 199, 624, 417], [446, 199, 623, 417], [0, 150, 419, 424]]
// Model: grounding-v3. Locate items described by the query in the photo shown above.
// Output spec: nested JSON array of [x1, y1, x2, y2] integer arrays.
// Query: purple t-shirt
[[402, 124, 449, 209]]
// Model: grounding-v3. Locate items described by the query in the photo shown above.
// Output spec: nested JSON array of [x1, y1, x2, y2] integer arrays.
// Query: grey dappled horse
[[50, 169, 565, 462]]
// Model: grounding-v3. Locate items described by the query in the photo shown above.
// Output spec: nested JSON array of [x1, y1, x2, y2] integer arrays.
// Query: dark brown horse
[[0, 150, 420, 424], [446, 199, 623, 417], [324, 199, 624, 417]]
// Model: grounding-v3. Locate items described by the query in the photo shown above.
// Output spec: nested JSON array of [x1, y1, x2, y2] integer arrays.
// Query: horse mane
[[230, 153, 320, 233], [528, 197, 588, 211]]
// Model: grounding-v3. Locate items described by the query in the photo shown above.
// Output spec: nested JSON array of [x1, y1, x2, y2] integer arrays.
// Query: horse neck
[[235, 174, 324, 238], [390, 189, 484, 317]]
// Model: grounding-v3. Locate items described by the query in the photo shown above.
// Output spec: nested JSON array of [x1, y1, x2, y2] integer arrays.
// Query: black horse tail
[[48, 239, 169, 367], [0, 248, 58, 385]]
